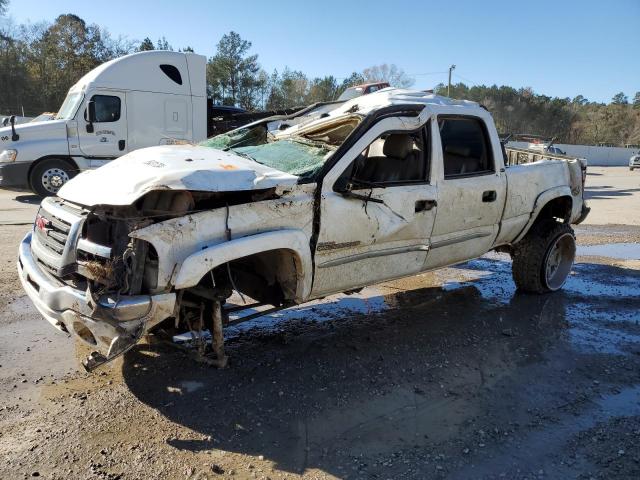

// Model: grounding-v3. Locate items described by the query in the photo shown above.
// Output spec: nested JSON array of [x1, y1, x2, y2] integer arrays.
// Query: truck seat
[[443, 145, 481, 175], [356, 134, 424, 183]]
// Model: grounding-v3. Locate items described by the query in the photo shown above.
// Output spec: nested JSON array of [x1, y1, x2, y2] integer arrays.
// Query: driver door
[[78, 92, 128, 166], [310, 119, 437, 298]]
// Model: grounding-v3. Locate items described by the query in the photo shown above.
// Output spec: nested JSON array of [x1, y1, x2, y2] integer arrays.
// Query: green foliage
[[138, 37, 154, 51], [207, 31, 263, 109], [612, 92, 628, 105], [434, 82, 640, 146], [0, 0, 8, 16], [0, 14, 134, 116]]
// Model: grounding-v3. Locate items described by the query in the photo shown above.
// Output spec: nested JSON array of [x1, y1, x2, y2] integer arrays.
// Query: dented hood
[[58, 145, 299, 206]]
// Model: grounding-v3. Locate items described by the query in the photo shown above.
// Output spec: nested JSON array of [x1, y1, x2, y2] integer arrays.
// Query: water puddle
[[577, 242, 640, 260], [224, 287, 394, 337], [179, 380, 204, 393], [220, 251, 640, 362]]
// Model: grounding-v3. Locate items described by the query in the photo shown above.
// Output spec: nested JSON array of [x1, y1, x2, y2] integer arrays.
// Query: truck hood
[[58, 145, 300, 206], [0, 119, 68, 144]]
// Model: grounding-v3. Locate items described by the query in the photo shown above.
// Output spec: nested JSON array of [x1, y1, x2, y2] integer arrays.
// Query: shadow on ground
[[14, 194, 41, 204], [585, 186, 640, 200], [122, 259, 640, 477]]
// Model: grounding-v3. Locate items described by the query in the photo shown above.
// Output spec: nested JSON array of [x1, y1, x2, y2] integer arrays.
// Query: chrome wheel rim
[[544, 232, 575, 290], [41, 168, 69, 194]]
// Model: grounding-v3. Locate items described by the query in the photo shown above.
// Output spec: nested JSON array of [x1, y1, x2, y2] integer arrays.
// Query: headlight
[[0, 149, 17, 162]]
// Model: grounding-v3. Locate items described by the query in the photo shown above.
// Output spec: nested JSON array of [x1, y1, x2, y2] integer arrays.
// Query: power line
[[453, 72, 479, 86]]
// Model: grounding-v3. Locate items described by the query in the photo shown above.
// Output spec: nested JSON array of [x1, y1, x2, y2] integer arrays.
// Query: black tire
[[29, 158, 77, 197], [631, 167, 635, 171], [511, 219, 576, 293]]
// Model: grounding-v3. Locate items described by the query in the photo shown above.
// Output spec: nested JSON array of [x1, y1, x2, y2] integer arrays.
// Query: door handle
[[415, 199, 437, 212], [482, 190, 497, 202], [118, 140, 126, 151]]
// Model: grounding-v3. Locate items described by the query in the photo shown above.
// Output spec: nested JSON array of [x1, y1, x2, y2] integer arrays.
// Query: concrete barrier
[[508, 141, 638, 166]]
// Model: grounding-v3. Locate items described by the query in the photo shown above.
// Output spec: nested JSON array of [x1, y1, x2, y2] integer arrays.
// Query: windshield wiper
[[229, 149, 257, 162]]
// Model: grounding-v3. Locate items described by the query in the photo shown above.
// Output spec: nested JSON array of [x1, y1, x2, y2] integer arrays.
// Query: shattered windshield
[[200, 115, 361, 181], [234, 140, 332, 178]]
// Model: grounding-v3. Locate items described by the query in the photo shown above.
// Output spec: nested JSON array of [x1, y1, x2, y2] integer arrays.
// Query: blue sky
[[5, 0, 639, 103]]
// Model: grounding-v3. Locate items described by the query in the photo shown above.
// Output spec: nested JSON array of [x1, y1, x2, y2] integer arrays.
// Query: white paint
[[58, 145, 299, 206], [174, 229, 313, 301]]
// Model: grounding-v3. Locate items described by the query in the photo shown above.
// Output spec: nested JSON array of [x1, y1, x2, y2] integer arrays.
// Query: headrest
[[445, 145, 471, 157], [383, 134, 414, 159]]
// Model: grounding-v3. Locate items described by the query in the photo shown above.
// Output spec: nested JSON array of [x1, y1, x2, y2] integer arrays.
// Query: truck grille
[[34, 211, 71, 256], [31, 197, 86, 277]]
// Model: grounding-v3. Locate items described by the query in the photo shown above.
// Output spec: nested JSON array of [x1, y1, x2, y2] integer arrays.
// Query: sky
[[4, 0, 639, 103]]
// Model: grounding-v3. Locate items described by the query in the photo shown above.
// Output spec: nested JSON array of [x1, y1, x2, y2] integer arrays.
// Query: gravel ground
[[0, 168, 639, 480]]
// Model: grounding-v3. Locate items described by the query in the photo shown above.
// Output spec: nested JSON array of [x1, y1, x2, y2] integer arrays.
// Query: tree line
[[436, 83, 640, 146], [1, 7, 638, 146]]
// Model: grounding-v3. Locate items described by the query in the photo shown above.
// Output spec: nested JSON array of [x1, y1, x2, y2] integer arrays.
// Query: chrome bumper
[[18, 232, 176, 371]]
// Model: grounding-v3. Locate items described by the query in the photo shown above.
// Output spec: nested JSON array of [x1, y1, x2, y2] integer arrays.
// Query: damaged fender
[[174, 229, 313, 302]]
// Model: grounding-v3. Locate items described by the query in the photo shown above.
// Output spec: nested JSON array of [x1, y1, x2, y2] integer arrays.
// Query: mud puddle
[[577, 242, 640, 260]]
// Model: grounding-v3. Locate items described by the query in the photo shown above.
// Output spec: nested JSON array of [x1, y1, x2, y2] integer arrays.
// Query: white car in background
[[630, 152, 640, 171]]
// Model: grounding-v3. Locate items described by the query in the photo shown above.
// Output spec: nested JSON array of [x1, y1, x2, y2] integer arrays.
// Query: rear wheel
[[29, 158, 76, 197], [511, 220, 576, 293]]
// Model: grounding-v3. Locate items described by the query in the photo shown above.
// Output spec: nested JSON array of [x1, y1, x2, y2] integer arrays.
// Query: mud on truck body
[[17, 88, 590, 371]]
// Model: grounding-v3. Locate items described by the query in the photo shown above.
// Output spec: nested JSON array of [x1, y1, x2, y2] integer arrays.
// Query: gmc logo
[[35, 215, 51, 232]]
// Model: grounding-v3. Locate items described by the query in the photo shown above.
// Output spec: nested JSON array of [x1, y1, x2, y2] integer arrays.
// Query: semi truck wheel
[[511, 220, 576, 293], [30, 158, 76, 197]]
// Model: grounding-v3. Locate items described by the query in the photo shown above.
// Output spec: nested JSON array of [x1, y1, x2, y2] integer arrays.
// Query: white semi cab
[[18, 89, 590, 370], [0, 51, 206, 196]]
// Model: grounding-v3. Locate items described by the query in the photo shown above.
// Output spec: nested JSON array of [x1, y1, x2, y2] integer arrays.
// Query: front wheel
[[631, 167, 635, 171], [511, 220, 576, 293], [29, 158, 76, 197]]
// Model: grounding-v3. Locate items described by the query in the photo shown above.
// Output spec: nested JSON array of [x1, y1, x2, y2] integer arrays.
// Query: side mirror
[[85, 100, 96, 133], [9, 115, 19, 141], [333, 175, 351, 194]]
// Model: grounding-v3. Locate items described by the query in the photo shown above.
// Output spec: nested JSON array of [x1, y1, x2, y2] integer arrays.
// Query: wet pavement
[[1, 224, 639, 479]]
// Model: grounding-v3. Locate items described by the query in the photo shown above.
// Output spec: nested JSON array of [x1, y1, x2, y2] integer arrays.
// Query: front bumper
[[0, 161, 30, 188], [18, 232, 176, 370]]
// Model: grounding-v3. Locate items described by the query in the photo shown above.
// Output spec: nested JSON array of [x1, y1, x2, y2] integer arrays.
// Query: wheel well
[[192, 249, 301, 306], [27, 156, 79, 189], [534, 195, 573, 225]]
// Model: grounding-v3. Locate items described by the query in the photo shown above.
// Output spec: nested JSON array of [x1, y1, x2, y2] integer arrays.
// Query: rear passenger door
[[424, 115, 506, 269]]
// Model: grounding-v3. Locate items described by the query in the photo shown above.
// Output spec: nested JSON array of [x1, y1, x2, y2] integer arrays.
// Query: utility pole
[[448, 64, 456, 97]]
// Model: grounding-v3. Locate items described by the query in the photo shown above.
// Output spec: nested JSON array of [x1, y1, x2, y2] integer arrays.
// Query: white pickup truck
[[17, 89, 590, 370]]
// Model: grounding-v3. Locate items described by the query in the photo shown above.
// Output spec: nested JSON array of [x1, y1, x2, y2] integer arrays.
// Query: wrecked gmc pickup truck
[[17, 89, 590, 371]]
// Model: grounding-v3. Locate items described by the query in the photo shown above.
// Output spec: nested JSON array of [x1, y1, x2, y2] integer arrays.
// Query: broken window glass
[[234, 139, 333, 180]]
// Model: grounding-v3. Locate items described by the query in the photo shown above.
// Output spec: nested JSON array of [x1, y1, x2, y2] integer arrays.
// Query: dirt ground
[[0, 168, 639, 480]]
